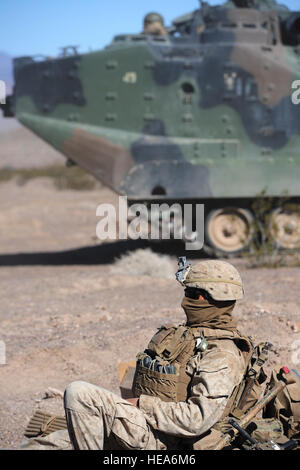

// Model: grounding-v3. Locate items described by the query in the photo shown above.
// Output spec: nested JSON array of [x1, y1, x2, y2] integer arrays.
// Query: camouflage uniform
[[23, 261, 248, 450], [61, 334, 245, 450], [23, 337, 245, 450]]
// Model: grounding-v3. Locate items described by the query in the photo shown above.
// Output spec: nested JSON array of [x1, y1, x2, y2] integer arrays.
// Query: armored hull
[[3, 1, 300, 255]]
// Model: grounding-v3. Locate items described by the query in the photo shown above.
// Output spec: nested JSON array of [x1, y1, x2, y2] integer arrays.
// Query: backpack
[[263, 365, 300, 439], [222, 341, 270, 419]]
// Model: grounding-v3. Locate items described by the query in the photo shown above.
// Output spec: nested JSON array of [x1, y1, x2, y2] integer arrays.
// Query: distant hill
[[0, 51, 13, 94]]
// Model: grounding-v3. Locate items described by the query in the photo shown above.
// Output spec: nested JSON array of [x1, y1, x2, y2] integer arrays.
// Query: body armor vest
[[133, 324, 270, 418]]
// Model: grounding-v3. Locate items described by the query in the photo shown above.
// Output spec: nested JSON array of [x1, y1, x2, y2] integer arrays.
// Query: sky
[[1, 0, 300, 58]]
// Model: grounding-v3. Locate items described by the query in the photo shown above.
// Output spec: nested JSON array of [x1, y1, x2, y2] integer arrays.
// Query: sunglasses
[[184, 287, 212, 301]]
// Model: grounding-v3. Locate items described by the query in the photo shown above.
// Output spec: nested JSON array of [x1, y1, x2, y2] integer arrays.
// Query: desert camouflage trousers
[[22, 381, 164, 450]]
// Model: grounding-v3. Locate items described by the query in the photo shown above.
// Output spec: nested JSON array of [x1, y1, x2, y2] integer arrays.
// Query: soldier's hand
[[127, 397, 139, 407]]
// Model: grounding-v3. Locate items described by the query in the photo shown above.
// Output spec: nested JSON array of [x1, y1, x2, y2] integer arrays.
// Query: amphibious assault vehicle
[[2, 0, 300, 255]]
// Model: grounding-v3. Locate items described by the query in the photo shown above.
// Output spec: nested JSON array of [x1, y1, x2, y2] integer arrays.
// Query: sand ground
[[0, 123, 300, 449]]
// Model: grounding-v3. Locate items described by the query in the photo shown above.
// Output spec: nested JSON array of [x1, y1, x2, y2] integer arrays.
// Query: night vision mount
[[175, 256, 191, 286]]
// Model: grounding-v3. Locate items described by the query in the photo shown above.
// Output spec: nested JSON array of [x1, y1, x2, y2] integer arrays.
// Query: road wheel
[[269, 207, 300, 249], [206, 208, 253, 256]]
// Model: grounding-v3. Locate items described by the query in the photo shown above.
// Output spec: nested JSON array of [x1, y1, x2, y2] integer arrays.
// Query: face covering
[[181, 295, 237, 332]]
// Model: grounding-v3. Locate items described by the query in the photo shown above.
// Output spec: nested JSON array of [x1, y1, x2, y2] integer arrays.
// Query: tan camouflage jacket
[[138, 331, 246, 439]]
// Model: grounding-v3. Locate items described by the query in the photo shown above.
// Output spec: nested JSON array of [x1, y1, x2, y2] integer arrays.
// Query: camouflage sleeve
[[138, 340, 245, 438]]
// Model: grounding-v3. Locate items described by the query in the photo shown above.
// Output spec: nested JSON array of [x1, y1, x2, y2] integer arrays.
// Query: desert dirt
[[0, 124, 300, 449]]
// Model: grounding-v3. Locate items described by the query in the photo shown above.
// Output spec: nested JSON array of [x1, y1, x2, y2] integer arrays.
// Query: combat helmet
[[179, 259, 244, 301], [144, 12, 164, 26]]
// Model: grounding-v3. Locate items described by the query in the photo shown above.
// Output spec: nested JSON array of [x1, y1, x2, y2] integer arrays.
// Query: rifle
[[215, 366, 298, 450], [227, 418, 298, 450]]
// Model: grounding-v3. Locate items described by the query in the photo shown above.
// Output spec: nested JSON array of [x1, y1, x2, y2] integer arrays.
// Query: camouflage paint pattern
[[4, 1, 300, 200]]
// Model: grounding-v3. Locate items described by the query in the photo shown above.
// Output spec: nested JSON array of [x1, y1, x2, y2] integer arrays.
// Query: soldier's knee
[[64, 381, 108, 412], [64, 381, 91, 408]]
